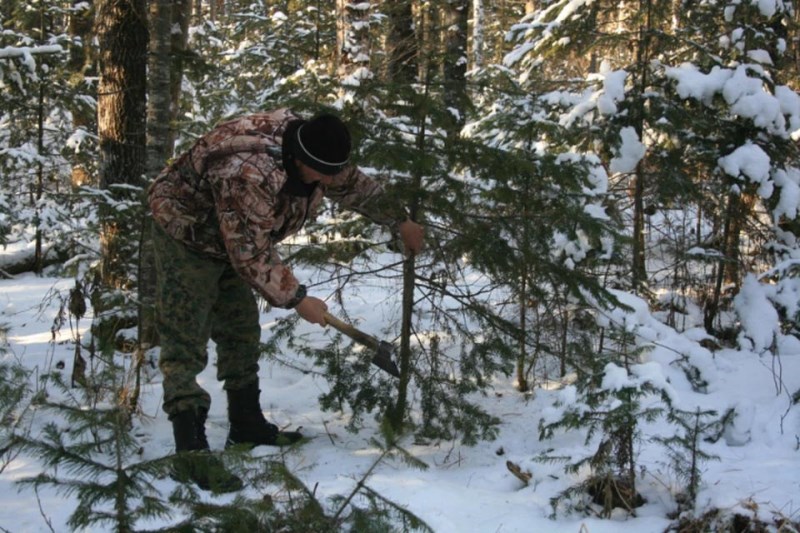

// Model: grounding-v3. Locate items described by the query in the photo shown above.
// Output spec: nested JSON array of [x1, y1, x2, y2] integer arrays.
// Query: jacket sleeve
[[208, 154, 304, 309], [324, 166, 408, 227]]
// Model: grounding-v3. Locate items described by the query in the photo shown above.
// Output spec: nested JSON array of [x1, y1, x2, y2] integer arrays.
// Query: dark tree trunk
[[442, 0, 469, 136], [169, 0, 191, 143], [95, 0, 148, 348], [387, 0, 417, 83]]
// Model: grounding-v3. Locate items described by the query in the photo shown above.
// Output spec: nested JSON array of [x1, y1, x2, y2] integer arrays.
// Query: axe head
[[371, 340, 400, 378]]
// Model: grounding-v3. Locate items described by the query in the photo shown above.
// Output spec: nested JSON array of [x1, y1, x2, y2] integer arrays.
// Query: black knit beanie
[[294, 114, 351, 175]]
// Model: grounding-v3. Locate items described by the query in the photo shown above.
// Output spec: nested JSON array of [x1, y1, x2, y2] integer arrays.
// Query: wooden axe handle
[[322, 311, 400, 378], [322, 311, 379, 350]]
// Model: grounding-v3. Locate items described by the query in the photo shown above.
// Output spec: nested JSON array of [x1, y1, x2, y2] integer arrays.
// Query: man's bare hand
[[294, 296, 328, 326], [399, 219, 424, 255]]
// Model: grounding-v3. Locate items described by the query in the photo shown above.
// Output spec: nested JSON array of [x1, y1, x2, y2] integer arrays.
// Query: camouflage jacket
[[149, 108, 403, 308]]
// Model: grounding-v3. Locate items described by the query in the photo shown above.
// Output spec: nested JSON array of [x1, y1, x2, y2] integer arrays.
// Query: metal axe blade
[[322, 311, 400, 378]]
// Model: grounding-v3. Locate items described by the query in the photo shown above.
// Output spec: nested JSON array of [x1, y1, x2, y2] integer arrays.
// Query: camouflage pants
[[153, 223, 262, 417]]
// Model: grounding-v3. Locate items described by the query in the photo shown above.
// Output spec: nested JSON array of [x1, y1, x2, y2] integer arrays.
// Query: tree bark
[[631, 4, 652, 292], [68, 0, 97, 190], [139, 0, 174, 351], [443, 0, 469, 136], [386, 0, 417, 84], [472, 0, 484, 69], [169, 0, 191, 147], [147, 0, 172, 175], [95, 0, 148, 347], [336, 0, 372, 80], [723, 192, 756, 287], [96, 0, 148, 190]]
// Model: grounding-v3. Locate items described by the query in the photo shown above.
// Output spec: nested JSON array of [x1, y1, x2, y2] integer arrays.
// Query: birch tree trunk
[[138, 0, 173, 351], [147, 0, 172, 174]]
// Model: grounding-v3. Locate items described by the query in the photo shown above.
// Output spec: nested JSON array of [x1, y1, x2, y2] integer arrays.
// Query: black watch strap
[[286, 284, 307, 309]]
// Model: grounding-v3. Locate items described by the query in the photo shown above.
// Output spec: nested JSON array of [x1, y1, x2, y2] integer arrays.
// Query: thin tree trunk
[[139, 0, 173, 352], [390, 182, 423, 432], [631, 4, 652, 292], [34, 82, 45, 274], [384, 1, 424, 432], [388, 73, 430, 434], [335, 0, 347, 76], [705, 191, 736, 333], [147, 0, 172, 174], [517, 273, 529, 392], [32, 5, 49, 274], [631, 165, 647, 289], [723, 192, 756, 287], [170, 0, 190, 143], [443, 0, 469, 137], [68, 0, 95, 73], [386, 0, 417, 83], [472, 0, 484, 69], [68, 0, 96, 190], [336, 0, 371, 80], [389, 236, 419, 432]]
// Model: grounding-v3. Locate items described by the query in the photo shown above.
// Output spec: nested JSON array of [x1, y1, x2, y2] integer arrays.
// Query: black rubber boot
[[226, 383, 303, 448], [170, 408, 243, 493]]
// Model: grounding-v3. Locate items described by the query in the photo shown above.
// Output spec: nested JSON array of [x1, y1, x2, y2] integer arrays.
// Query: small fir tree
[[0, 0, 96, 273], [538, 325, 668, 517], [14, 370, 173, 532], [0, 326, 31, 472], [167, 431, 432, 532], [654, 407, 720, 512]]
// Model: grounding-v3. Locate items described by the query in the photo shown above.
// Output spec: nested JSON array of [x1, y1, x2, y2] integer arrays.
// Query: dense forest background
[[2, 0, 800, 531]]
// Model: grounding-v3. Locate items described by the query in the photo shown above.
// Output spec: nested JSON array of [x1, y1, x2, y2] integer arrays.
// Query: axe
[[322, 311, 400, 378]]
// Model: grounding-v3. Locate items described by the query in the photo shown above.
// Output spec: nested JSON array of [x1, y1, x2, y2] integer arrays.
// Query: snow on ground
[[1, 271, 799, 532]]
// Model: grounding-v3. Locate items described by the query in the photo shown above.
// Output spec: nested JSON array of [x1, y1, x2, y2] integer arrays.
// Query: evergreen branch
[[359, 484, 435, 532], [368, 436, 429, 471], [13, 430, 117, 479], [331, 445, 393, 523], [0, 45, 64, 59], [33, 485, 56, 533], [266, 460, 329, 525]]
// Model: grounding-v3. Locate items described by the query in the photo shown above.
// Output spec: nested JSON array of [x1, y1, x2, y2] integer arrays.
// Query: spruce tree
[[167, 432, 432, 531], [503, 0, 800, 518], [505, 0, 800, 340], [0, 327, 30, 471], [536, 324, 667, 517], [180, 0, 517, 443], [0, 1, 95, 274], [14, 370, 173, 532], [654, 407, 720, 512]]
